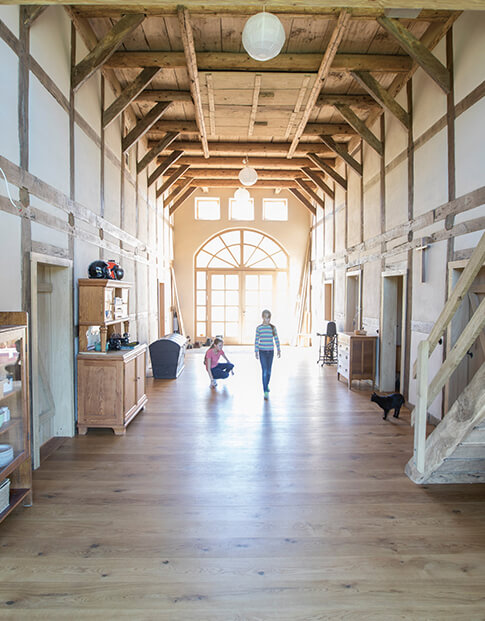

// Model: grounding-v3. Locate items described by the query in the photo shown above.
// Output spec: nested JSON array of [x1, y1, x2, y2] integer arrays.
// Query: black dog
[[371, 392, 405, 420]]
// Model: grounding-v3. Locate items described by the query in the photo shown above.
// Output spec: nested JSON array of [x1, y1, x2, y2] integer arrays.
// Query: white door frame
[[379, 270, 407, 393], [345, 269, 362, 332]]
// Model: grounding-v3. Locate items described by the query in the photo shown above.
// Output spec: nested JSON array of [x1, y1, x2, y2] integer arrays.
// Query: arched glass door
[[195, 229, 289, 344]]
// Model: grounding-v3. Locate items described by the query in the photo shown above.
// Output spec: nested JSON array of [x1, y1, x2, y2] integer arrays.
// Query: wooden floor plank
[[0, 347, 484, 617]]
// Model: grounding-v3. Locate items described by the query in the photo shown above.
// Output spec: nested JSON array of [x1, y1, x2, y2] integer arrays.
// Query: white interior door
[[209, 272, 241, 344]]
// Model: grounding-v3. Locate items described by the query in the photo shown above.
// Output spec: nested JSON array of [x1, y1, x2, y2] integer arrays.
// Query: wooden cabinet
[[337, 332, 377, 390], [0, 312, 32, 524], [77, 344, 147, 436]]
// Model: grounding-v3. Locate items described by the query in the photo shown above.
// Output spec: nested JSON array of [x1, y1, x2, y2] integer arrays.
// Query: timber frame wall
[[0, 7, 173, 361], [310, 11, 485, 419]]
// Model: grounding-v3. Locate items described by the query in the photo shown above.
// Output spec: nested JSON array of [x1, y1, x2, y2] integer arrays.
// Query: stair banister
[[414, 339, 429, 473]]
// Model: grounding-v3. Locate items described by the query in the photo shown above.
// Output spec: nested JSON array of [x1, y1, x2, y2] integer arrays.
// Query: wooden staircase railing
[[412, 231, 485, 474]]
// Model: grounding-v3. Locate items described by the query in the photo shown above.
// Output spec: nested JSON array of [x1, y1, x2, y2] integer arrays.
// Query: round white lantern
[[234, 187, 251, 201], [238, 165, 258, 186], [242, 12, 286, 62]]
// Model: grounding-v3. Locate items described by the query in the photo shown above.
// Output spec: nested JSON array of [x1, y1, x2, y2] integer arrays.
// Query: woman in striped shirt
[[254, 309, 281, 400]]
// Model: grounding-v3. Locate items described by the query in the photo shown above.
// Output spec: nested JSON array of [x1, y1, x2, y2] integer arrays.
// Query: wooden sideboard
[[337, 332, 377, 390], [77, 344, 147, 436]]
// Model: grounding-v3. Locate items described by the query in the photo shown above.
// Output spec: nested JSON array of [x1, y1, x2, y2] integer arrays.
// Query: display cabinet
[[337, 332, 377, 390], [0, 312, 32, 523]]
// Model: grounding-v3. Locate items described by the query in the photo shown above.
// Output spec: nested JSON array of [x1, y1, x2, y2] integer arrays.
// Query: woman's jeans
[[211, 362, 234, 379], [259, 350, 274, 392]]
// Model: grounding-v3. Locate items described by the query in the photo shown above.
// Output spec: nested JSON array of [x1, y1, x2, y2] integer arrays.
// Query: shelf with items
[[78, 279, 132, 353], [0, 312, 32, 525]]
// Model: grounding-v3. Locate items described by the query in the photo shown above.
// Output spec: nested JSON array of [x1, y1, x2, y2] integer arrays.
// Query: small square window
[[195, 197, 220, 220], [229, 197, 254, 221], [263, 198, 288, 221]]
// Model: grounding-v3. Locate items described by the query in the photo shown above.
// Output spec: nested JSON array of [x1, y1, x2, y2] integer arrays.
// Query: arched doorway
[[195, 229, 289, 344]]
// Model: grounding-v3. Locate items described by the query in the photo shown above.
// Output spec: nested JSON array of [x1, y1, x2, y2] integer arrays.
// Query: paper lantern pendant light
[[238, 165, 258, 186], [242, 12, 286, 62]]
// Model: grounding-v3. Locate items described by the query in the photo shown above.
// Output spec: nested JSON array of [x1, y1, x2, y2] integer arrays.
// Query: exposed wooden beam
[[248, 74, 262, 137], [122, 102, 172, 154], [164, 156, 326, 169], [163, 168, 302, 180], [317, 93, 379, 108], [205, 73, 216, 136], [334, 103, 383, 156], [147, 150, 184, 187], [135, 90, 192, 103], [288, 9, 351, 158], [377, 15, 451, 94], [23, 5, 48, 27], [295, 178, 325, 209], [178, 7, 209, 158], [307, 153, 347, 190], [150, 141, 336, 157], [137, 131, 179, 174], [285, 75, 312, 140], [352, 70, 410, 130], [163, 177, 194, 205], [105, 51, 414, 73], [177, 179, 310, 188], [149, 120, 356, 136], [319, 135, 363, 176], [103, 67, 161, 129], [289, 189, 317, 217], [156, 165, 191, 198], [169, 186, 198, 216], [71, 13, 145, 91], [301, 167, 335, 200]]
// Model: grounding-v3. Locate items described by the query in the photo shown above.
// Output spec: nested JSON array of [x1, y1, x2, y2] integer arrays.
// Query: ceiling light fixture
[[238, 157, 258, 186], [242, 10, 286, 62]]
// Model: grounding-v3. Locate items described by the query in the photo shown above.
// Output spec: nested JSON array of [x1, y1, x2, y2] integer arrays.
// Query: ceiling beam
[[288, 189, 317, 217], [169, 186, 198, 216], [164, 168, 303, 179], [377, 15, 451, 93], [317, 93, 379, 108], [147, 150, 184, 187], [178, 179, 311, 188], [156, 165, 191, 198], [135, 90, 192, 103], [163, 176, 194, 204], [150, 141, 336, 157], [351, 70, 410, 130], [307, 153, 347, 190], [137, 131, 179, 174], [288, 9, 351, 158], [23, 6, 48, 27], [334, 103, 383, 156], [301, 167, 335, 200], [72, 13, 145, 91], [295, 178, 325, 209], [319, 135, 363, 176], [248, 74, 262, 137], [103, 67, 161, 129], [285, 75, 312, 139], [178, 7, 209, 158], [105, 52, 413, 73], [205, 73, 216, 136], [122, 101, 172, 153], [149, 120, 356, 136], [163, 156, 328, 168]]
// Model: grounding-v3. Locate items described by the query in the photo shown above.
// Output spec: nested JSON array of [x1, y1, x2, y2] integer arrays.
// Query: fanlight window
[[195, 230, 288, 270]]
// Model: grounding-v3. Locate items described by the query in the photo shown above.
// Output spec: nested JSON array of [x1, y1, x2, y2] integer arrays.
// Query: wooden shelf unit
[[77, 279, 147, 435], [337, 332, 377, 390], [0, 312, 33, 524]]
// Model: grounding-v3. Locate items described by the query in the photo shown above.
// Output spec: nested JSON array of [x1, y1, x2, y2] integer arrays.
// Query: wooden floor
[[1, 347, 485, 620]]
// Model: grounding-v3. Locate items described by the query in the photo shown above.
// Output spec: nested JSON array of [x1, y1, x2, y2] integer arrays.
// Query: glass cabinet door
[[0, 327, 28, 476]]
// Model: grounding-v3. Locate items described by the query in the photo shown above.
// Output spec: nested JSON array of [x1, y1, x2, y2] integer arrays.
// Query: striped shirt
[[255, 324, 280, 353]]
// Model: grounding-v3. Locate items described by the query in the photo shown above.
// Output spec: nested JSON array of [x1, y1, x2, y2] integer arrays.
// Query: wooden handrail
[[413, 339, 429, 473], [412, 231, 485, 378]]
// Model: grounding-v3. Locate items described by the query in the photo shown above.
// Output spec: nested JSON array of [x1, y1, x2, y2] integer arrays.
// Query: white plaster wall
[[347, 168, 361, 248], [324, 196, 334, 252], [75, 37, 101, 132], [334, 185, 346, 253], [105, 115, 122, 160], [75, 125, 101, 214], [385, 161, 408, 230], [0, 40, 19, 165], [31, 221, 69, 249], [104, 158, 121, 227], [363, 182, 380, 241], [30, 195, 68, 221], [29, 75, 70, 196], [384, 89, 408, 164], [0, 5, 19, 37], [413, 129, 448, 217], [453, 12, 485, 103], [411, 240, 447, 323], [30, 7, 70, 99], [455, 99, 485, 197], [362, 260, 380, 330], [0, 211, 22, 310]]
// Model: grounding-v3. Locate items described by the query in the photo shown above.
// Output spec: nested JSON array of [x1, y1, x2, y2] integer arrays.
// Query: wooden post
[[414, 339, 429, 474]]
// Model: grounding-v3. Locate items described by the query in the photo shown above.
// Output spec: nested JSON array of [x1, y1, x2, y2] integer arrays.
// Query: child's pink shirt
[[205, 348, 224, 368]]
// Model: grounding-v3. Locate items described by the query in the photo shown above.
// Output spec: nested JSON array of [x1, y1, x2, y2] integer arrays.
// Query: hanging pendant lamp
[[242, 11, 286, 62], [238, 157, 258, 186]]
